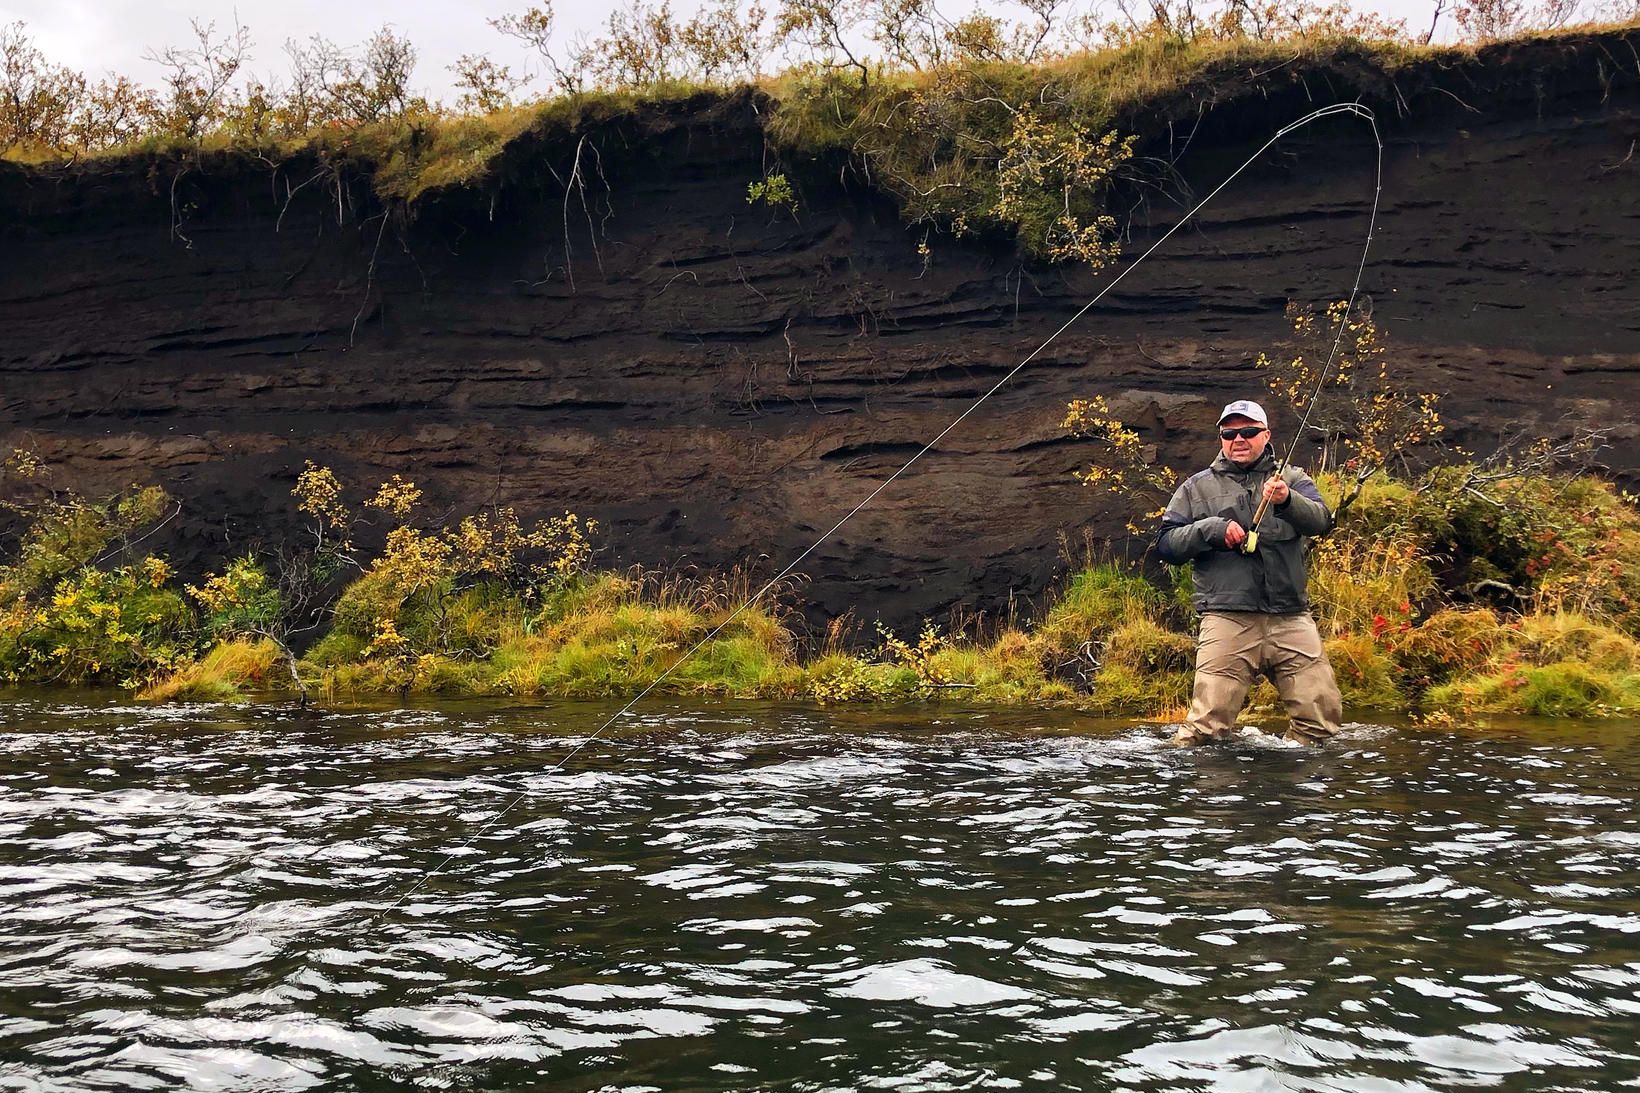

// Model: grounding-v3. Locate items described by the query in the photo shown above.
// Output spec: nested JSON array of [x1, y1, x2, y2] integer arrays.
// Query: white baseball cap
[[1217, 400, 1268, 426]]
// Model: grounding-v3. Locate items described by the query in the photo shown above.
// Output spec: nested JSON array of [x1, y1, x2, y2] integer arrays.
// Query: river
[[1, 697, 1637, 1091]]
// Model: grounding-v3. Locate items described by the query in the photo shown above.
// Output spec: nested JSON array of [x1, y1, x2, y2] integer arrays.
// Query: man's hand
[[1262, 477, 1290, 505], [1223, 520, 1247, 549]]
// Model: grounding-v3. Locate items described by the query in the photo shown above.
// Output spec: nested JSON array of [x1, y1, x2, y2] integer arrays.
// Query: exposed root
[[169, 166, 193, 248], [349, 210, 391, 347], [276, 167, 329, 233]]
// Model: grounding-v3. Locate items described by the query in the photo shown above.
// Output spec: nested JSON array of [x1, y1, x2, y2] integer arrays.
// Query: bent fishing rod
[[379, 101, 1385, 916], [1241, 114, 1384, 554]]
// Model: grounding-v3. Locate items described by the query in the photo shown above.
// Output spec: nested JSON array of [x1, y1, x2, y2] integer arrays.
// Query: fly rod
[[1241, 113, 1383, 555], [377, 101, 1385, 916]]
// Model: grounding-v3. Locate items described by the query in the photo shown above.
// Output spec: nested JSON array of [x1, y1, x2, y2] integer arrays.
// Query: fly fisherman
[[1156, 400, 1343, 746]]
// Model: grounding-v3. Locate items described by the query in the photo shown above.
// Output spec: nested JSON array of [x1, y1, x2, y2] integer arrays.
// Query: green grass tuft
[[140, 638, 281, 702]]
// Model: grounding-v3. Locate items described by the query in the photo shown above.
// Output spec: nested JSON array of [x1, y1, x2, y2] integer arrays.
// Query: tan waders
[[1174, 611, 1342, 746]]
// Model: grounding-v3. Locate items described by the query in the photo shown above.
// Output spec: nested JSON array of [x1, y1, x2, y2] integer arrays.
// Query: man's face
[[1218, 414, 1270, 467]]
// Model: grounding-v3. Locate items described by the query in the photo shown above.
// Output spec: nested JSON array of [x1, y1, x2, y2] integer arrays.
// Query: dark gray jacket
[[1156, 450, 1332, 614]]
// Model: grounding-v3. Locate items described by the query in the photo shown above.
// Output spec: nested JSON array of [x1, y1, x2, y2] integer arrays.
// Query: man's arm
[[1276, 469, 1332, 536], [1156, 478, 1231, 564]]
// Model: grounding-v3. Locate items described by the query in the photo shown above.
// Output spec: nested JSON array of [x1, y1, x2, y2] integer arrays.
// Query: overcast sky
[[2, 0, 1445, 102]]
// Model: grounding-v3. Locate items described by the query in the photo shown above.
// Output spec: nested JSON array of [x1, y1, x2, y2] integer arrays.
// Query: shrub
[[2, 560, 192, 686], [1324, 632, 1400, 709], [1308, 532, 1434, 641], [877, 622, 950, 697], [769, 63, 1134, 266], [187, 554, 281, 638], [807, 653, 875, 704], [1391, 607, 1508, 695], [324, 495, 600, 659], [0, 485, 171, 604]]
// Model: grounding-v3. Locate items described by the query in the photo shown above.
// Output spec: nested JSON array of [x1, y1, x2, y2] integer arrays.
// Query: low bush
[[1391, 607, 1508, 693], [2, 560, 192, 686], [1308, 532, 1434, 641], [7, 455, 1640, 721], [1324, 632, 1401, 709]]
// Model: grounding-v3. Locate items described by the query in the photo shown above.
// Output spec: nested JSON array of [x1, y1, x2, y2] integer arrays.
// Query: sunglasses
[[1219, 426, 1267, 440]]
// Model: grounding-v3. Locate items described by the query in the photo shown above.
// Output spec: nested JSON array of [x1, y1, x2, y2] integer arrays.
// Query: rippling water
[[1, 698, 1638, 1091]]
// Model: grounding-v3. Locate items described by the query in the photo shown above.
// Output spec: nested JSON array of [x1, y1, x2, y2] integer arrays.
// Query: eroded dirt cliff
[[3, 33, 1638, 630]]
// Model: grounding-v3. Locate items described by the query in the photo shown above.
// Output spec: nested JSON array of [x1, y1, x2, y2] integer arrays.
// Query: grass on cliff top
[[761, 29, 1415, 151], [8, 22, 1633, 205]]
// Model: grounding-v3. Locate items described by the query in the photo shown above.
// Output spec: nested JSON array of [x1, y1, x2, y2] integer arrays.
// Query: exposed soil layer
[[3, 32, 1638, 631]]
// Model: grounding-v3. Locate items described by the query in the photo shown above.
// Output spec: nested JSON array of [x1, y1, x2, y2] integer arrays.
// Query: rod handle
[[1242, 488, 1275, 555]]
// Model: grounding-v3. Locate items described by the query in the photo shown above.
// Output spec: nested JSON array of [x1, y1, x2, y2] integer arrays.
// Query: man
[[1156, 400, 1343, 746]]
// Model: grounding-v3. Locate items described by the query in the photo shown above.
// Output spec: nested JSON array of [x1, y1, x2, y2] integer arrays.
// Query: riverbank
[[4, 453, 1638, 721], [6, 22, 1637, 638]]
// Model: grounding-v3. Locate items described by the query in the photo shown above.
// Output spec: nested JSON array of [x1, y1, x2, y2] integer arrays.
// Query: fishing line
[[379, 101, 1384, 916], [1245, 106, 1385, 549]]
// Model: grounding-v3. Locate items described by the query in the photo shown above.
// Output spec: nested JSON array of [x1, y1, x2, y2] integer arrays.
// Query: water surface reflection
[[1, 699, 1637, 1091]]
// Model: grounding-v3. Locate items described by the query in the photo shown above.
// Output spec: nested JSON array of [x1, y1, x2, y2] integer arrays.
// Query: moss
[[918, 631, 1068, 704], [676, 634, 803, 695], [1508, 612, 1640, 672], [1053, 616, 1195, 716], [328, 568, 411, 640], [319, 661, 391, 696], [320, 584, 809, 701], [1516, 662, 1627, 717], [414, 656, 491, 694], [303, 630, 368, 667], [490, 635, 645, 697]]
